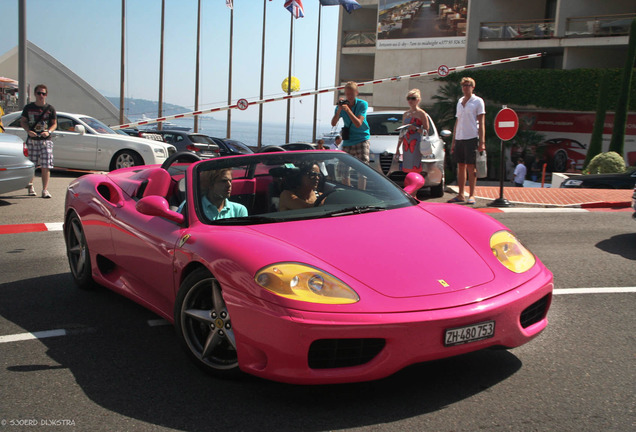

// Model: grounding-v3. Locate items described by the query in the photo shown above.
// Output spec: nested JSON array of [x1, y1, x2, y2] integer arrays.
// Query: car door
[[52, 115, 99, 169], [109, 188, 184, 314]]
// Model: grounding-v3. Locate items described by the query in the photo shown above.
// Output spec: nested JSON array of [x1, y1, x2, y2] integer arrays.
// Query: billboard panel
[[377, 0, 468, 50]]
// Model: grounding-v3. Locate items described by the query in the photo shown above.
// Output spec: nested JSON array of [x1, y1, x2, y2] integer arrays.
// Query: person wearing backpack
[[20, 84, 57, 198]]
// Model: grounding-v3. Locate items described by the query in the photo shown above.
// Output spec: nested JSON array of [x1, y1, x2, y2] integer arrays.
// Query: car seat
[[137, 168, 172, 199]]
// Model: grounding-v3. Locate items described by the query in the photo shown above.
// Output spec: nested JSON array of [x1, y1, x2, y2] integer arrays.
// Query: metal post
[[194, 0, 201, 133], [158, 0, 165, 130], [18, 0, 27, 108], [312, 5, 322, 143], [257, 0, 267, 149], [489, 139, 512, 207], [285, 13, 293, 144], [119, 0, 126, 125], [227, 8, 234, 138]]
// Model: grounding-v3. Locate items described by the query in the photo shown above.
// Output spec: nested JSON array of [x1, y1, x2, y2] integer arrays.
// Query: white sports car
[[2, 111, 176, 171]]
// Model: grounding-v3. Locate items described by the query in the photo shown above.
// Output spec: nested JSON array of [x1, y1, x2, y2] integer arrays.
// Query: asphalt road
[[0, 174, 634, 432]]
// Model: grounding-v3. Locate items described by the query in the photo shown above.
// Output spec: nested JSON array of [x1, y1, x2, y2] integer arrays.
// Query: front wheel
[[65, 213, 94, 290], [111, 150, 143, 171], [174, 268, 241, 378]]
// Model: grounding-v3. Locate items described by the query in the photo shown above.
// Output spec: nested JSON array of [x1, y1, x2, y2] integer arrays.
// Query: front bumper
[[227, 266, 553, 385]]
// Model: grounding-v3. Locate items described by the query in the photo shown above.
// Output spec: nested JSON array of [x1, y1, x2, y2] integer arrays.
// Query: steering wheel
[[160, 151, 202, 171], [314, 189, 339, 207], [259, 145, 286, 153]]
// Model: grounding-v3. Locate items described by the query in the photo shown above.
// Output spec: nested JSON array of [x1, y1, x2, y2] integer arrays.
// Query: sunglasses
[[36, 92, 47, 96], [406, 96, 418, 101]]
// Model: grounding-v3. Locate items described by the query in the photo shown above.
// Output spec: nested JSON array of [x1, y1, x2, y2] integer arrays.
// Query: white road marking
[[0, 329, 67, 344], [498, 121, 516, 128], [44, 222, 64, 231], [147, 319, 171, 327], [554, 287, 636, 295]]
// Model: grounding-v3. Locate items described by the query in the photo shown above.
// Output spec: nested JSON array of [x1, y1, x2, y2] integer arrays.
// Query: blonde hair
[[344, 81, 358, 92], [460, 77, 475, 87], [407, 89, 421, 99]]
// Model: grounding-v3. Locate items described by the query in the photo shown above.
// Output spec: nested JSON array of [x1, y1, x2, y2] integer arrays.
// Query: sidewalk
[[448, 185, 633, 208]]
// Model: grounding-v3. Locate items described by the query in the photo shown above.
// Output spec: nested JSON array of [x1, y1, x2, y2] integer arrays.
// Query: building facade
[[335, 0, 635, 110]]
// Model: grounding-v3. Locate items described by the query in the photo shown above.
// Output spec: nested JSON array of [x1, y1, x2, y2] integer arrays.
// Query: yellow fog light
[[255, 263, 359, 304], [490, 231, 536, 273]]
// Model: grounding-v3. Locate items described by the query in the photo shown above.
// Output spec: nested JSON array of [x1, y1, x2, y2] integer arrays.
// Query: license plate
[[444, 320, 495, 347]]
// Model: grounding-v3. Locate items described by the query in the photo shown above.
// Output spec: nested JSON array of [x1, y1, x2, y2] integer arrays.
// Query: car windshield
[[193, 152, 416, 225], [190, 135, 216, 145], [223, 139, 253, 154], [79, 117, 117, 134], [367, 114, 403, 136]]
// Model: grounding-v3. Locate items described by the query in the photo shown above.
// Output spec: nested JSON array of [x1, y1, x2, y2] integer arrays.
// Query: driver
[[178, 168, 248, 220], [279, 162, 322, 211]]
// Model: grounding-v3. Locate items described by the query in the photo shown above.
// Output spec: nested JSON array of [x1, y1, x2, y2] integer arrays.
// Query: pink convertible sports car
[[64, 151, 553, 384]]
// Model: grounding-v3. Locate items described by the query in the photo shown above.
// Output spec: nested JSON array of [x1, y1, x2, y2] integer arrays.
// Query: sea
[[131, 116, 336, 148]]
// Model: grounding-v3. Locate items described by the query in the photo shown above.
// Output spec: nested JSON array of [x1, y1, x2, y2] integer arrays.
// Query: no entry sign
[[494, 107, 519, 141], [237, 99, 249, 111], [437, 65, 449, 77]]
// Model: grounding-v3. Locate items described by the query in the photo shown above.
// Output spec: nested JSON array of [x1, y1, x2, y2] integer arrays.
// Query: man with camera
[[330, 81, 370, 188], [20, 84, 57, 198]]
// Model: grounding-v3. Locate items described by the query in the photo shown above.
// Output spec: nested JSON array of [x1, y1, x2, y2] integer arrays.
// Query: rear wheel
[[65, 213, 94, 290], [174, 268, 241, 378], [552, 150, 568, 172], [111, 150, 143, 171]]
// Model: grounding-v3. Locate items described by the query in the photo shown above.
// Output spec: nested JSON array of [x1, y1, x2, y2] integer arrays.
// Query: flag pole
[[257, 0, 267, 149], [158, 0, 165, 130], [194, 0, 201, 133], [285, 12, 293, 144], [119, 0, 126, 125], [312, 4, 322, 143], [227, 6, 234, 138]]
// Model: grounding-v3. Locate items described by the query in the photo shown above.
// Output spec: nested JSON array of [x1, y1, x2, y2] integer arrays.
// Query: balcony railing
[[565, 13, 635, 38], [480, 19, 555, 41], [342, 31, 376, 48]]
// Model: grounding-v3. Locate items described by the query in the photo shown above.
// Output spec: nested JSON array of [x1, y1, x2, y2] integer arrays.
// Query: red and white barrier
[[111, 52, 545, 130]]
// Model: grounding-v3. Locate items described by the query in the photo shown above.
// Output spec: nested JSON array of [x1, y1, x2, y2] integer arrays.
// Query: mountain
[[106, 97, 217, 120]]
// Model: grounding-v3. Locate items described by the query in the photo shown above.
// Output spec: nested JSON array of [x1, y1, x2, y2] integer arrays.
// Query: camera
[[338, 99, 349, 106]]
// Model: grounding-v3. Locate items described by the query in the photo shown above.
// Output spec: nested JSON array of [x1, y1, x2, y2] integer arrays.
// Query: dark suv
[[208, 137, 254, 156], [142, 130, 220, 159]]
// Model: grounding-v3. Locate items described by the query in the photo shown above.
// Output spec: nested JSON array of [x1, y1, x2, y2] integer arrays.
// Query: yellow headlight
[[255, 263, 360, 304], [490, 231, 536, 273]]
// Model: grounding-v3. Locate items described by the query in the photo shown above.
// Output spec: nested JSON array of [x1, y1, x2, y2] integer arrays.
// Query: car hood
[[247, 205, 495, 298], [368, 135, 400, 153]]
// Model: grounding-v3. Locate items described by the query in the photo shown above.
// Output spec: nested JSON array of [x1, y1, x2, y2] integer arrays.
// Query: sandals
[[467, 198, 476, 204], [447, 196, 465, 203]]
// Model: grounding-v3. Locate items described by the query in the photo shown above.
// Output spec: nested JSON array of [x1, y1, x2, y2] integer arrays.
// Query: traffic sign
[[437, 65, 449, 77], [237, 99, 249, 111], [494, 107, 519, 141]]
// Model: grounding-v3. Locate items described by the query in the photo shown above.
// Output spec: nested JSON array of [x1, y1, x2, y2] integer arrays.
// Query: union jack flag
[[284, 0, 304, 19]]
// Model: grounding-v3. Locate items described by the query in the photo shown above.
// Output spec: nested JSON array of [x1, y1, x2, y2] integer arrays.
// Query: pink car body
[[64, 152, 553, 384]]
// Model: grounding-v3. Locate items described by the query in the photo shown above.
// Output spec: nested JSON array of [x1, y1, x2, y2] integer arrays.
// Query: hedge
[[438, 68, 636, 111]]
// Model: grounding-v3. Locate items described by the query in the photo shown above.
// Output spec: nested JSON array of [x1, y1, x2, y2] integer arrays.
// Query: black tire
[[551, 150, 568, 172], [65, 212, 95, 290], [110, 150, 144, 171], [429, 180, 445, 198], [174, 268, 241, 378]]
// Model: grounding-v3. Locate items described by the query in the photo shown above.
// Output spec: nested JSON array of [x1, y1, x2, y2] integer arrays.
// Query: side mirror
[[136, 195, 185, 224], [440, 130, 452, 139], [75, 125, 86, 135], [403, 172, 425, 197]]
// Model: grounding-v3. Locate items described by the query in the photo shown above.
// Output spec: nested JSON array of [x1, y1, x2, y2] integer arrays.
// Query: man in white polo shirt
[[449, 77, 486, 204]]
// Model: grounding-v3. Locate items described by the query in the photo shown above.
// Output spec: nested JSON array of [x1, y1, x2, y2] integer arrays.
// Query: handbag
[[476, 150, 488, 178], [340, 126, 350, 140], [420, 130, 432, 156]]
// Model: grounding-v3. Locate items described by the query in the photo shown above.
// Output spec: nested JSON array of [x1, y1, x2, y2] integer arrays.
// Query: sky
[[1, 0, 344, 128]]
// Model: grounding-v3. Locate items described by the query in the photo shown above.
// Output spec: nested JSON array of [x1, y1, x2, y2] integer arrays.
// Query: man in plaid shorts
[[20, 84, 57, 198], [331, 81, 370, 189]]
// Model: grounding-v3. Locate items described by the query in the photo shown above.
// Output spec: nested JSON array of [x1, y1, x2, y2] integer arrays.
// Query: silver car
[[0, 133, 34, 195], [361, 111, 451, 198]]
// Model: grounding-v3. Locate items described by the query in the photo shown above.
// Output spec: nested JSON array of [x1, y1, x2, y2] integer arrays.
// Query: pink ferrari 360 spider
[[64, 150, 553, 384]]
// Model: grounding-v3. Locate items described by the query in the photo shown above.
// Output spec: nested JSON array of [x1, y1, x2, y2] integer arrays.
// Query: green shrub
[[437, 69, 636, 112], [583, 152, 626, 174]]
